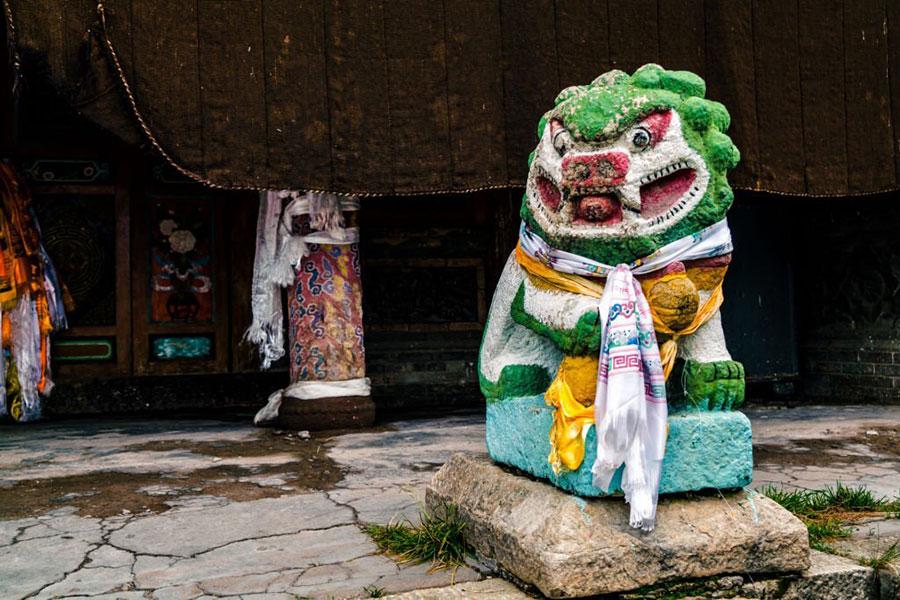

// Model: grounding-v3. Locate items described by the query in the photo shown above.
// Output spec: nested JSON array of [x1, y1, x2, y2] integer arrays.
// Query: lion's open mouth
[[535, 161, 700, 227], [638, 161, 698, 222]]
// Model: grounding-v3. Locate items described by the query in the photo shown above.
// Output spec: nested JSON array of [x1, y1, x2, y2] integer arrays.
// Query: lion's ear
[[554, 85, 587, 106]]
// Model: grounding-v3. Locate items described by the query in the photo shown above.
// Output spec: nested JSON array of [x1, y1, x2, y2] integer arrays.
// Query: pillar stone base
[[427, 453, 810, 599], [276, 395, 375, 430]]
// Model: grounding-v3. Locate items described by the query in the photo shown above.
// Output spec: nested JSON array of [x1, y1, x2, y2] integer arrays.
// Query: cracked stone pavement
[[0, 405, 898, 599]]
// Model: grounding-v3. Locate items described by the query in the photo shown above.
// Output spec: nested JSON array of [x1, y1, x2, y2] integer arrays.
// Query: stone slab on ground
[[427, 453, 810, 598], [383, 578, 528, 599], [830, 518, 900, 600], [740, 550, 876, 600], [390, 551, 879, 600], [487, 396, 752, 496]]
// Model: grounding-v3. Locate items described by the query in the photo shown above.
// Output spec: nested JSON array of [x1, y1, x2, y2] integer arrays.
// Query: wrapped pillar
[[247, 191, 374, 430]]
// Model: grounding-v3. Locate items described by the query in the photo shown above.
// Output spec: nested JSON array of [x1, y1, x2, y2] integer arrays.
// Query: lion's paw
[[681, 359, 745, 411]]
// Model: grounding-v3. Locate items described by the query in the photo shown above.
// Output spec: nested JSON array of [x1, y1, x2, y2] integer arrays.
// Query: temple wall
[[795, 192, 900, 403]]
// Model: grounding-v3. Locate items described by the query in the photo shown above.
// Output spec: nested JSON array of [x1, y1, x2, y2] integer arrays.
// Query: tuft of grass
[[859, 540, 900, 570], [760, 483, 899, 549], [362, 584, 386, 597], [364, 503, 472, 572]]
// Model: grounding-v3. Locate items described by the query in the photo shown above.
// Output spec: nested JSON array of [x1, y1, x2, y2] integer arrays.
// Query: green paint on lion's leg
[[498, 364, 552, 401], [683, 359, 745, 411], [510, 286, 603, 356], [480, 364, 552, 403]]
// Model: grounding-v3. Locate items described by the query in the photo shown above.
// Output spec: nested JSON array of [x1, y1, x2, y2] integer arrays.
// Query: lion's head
[[523, 64, 740, 265]]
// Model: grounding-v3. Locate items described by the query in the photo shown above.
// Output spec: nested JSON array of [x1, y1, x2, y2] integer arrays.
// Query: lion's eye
[[552, 128, 574, 157], [631, 127, 651, 150]]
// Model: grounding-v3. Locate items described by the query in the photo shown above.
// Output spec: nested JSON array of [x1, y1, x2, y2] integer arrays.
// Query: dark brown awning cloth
[[6, 0, 900, 196]]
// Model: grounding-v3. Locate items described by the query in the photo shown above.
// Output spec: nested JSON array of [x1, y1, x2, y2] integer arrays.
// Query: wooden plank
[[752, 0, 805, 190], [197, 0, 268, 187], [889, 0, 900, 182], [382, 0, 451, 192], [658, 0, 705, 74], [262, 0, 331, 190], [705, 2, 760, 190], [608, 0, 659, 73], [555, 0, 610, 88], [443, 0, 507, 188], [843, 0, 895, 191], [131, 0, 204, 169], [798, 0, 848, 194], [500, 0, 559, 182], [324, 0, 392, 193]]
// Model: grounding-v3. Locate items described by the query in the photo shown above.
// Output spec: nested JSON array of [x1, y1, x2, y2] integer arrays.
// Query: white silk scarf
[[591, 265, 667, 531]]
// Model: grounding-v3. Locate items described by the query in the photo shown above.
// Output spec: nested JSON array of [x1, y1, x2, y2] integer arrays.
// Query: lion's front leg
[[676, 307, 745, 410]]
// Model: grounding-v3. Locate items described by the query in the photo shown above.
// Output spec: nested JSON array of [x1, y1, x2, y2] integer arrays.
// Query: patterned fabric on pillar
[[289, 242, 365, 384]]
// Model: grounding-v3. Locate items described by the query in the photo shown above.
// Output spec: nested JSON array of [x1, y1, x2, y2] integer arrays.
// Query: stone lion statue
[[479, 64, 748, 530]]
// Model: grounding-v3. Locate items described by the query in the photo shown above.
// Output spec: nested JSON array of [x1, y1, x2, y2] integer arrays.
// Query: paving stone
[[740, 550, 875, 600], [384, 578, 528, 599], [198, 570, 291, 596], [377, 562, 483, 596], [86, 544, 135, 568], [61, 593, 148, 600], [148, 582, 205, 600], [0, 535, 96, 599], [135, 525, 374, 590], [329, 486, 423, 524], [110, 493, 351, 556], [0, 518, 34, 546], [289, 554, 399, 595], [427, 453, 811, 598], [162, 494, 231, 510], [287, 554, 481, 598], [33, 565, 134, 600], [830, 519, 900, 600]]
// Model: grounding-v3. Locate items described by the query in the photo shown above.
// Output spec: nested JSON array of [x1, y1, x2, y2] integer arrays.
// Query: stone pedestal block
[[426, 453, 810, 598], [486, 395, 752, 496]]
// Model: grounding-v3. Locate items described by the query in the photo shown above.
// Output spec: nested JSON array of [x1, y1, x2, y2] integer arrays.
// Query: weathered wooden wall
[[7, 0, 900, 196]]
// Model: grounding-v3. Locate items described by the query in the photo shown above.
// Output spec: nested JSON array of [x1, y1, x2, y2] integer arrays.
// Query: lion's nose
[[561, 152, 629, 187]]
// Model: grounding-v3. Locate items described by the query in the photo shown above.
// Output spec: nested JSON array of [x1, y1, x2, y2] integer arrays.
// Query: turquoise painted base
[[486, 395, 753, 496]]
